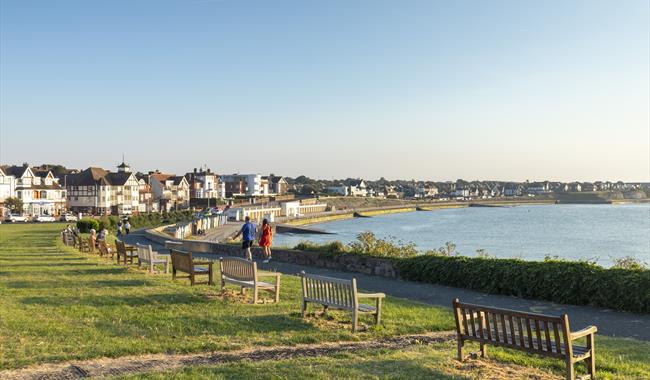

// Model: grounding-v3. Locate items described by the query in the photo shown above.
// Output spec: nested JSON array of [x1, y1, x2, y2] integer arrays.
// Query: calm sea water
[[274, 204, 650, 267]]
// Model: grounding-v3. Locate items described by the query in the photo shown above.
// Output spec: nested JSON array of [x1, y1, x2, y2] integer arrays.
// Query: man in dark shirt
[[233, 216, 256, 260]]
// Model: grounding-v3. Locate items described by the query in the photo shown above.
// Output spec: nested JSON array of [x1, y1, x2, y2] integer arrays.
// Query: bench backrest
[[170, 249, 194, 273], [136, 243, 157, 262], [62, 231, 75, 246], [220, 257, 256, 281], [301, 272, 357, 311], [115, 240, 127, 255], [98, 240, 110, 255], [88, 236, 96, 253], [452, 299, 570, 358]]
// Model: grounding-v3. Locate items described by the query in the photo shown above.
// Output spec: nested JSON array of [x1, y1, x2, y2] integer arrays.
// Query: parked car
[[5, 213, 28, 222], [35, 215, 56, 222], [59, 213, 78, 222]]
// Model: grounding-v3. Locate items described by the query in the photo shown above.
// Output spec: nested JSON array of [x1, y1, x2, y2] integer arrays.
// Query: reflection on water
[[274, 204, 650, 267]]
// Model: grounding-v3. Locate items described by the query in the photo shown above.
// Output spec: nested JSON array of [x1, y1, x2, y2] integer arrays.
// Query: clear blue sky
[[1, 0, 648, 181]]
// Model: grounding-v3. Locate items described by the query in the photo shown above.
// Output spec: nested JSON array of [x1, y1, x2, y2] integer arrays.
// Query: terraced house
[[147, 171, 190, 211], [0, 164, 67, 216], [65, 162, 140, 215]]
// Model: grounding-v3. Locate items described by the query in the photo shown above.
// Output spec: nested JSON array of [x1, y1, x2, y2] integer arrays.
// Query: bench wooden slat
[[453, 299, 597, 380], [219, 257, 280, 303], [553, 322, 562, 354], [301, 272, 383, 332], [170, 249, 213, 286]]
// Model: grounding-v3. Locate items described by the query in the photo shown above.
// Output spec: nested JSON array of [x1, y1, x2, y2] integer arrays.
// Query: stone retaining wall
[[144, 227, 400, 279]]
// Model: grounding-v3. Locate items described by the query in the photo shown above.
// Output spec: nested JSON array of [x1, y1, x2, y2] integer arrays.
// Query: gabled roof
[[65, 167, 135, 186], [104, 172, 134, 186], [2, 165, 32, 178]]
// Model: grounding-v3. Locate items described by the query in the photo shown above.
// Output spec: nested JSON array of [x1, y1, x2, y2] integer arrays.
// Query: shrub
[[397, 255, 650, 314], [76, 218, 99, 233], [348, 232, 418, 258]]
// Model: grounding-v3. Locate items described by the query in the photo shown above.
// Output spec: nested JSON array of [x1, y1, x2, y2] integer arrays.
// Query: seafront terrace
[[0, 223, 649, 379]]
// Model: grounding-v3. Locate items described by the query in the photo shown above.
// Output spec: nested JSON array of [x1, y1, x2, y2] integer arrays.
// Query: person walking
[[259, 218, 273, 263], [233, 216, 256, 261], [124, 220, 131, 235], [116, 221, 123, 237]]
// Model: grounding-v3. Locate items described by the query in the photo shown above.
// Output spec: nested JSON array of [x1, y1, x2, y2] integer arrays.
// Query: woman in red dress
[[259, 218, 273, 263]]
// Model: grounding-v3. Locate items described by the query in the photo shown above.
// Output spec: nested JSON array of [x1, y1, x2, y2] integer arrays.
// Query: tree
[[4, 197, 23, 213]]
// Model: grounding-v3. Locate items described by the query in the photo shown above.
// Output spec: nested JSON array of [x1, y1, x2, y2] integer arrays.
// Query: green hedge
[[76, 218, 99, 233], [77, 211, 194, 234], [397, 255, 650, 314]]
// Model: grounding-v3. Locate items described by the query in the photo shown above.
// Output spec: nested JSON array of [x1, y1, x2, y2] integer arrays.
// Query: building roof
[[1, 165, 30, 178], [65, 167, 134, 187]]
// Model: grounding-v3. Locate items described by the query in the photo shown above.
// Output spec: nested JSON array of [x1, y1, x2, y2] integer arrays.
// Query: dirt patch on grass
[[450, 357, 562, 380], [1, 332, 454, 380]]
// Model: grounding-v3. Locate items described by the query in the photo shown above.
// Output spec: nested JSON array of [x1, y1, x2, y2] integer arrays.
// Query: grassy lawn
[[1, 223, 649, 379]]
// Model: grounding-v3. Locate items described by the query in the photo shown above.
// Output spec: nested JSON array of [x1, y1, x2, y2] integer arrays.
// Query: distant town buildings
[[0, 160, 647, 218]]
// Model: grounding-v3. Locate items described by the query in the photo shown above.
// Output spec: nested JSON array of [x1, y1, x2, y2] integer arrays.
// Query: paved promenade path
[[122, 232, 650, 341]]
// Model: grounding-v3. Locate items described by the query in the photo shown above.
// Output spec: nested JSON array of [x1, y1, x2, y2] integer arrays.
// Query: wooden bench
[[135, 243, 169, 273], [452, 299, 597, 380], [115, 240, 137, 265], [220, 257, 281, 304], [62, 231, 75, 246], [77, 235, 90, 252], [97, 240, 115, 258], [88, 236, 96, 254], [170, 249, 213, 285], [300, 272, 385, 332]]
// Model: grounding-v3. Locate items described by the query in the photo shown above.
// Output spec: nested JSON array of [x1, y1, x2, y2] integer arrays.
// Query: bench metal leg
[[457, 336, 464, 361]]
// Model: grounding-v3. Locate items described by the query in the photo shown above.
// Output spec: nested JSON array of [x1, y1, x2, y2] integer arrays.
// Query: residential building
[[185, 167, 224, 199], [149, 172, 190, 211], [264, 174, 288, 195], [415, 184, 439, 198], [327, 179, 367, 197], [221, 174, 268, 197], [0, 164, 67, 216], [65, 162, 140, 215], [0, 167, 17, 213]]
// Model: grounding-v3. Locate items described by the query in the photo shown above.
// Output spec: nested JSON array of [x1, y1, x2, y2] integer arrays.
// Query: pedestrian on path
[[259, 218, 273, 263], [233, 216, 256, 261], [124, 220, 131, 235], [117, 221, 123, 236]]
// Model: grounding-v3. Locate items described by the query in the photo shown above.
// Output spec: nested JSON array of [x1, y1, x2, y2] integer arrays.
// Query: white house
[[0, 167, 16, 202], [221, 174, 269, 197], [0, 165, 67, 216], [327, 180, 368, 197]]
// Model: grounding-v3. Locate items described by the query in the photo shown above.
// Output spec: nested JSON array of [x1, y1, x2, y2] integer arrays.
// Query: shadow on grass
[[95, 313, 321, 339], [6, 279, 157, 289], [20, 293, 209, 307], [0, 256, 82, 261]]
